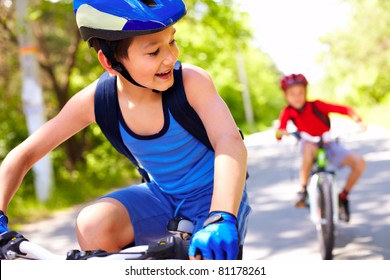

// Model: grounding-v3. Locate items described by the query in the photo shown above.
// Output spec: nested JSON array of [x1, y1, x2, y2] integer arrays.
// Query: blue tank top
[[118, 100, 215, 198]]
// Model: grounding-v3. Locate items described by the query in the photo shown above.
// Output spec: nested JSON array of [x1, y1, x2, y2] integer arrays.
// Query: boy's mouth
[[156, 70, 172, 79]]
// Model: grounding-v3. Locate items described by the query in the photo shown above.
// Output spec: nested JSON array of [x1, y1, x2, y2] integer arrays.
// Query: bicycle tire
[[316, 174, 334, 260]]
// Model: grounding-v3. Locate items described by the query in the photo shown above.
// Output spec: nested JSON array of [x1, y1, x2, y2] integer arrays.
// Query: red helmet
[[280, 74, 308, 91]]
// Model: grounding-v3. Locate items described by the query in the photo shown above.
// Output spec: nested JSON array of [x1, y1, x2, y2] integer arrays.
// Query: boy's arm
[[182, 64, 246, 217], [183, 64, 244, 260], [315, 100, 363, 122], [0, 81, 97, 213], [275, 108, 290, 140]]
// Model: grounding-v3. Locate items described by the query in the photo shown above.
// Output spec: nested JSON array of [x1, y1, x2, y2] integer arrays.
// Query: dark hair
[[89, 37, 134, 60]]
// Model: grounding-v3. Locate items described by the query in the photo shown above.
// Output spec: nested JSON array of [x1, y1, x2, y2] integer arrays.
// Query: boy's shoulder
[[311, 99, 324, 104], [181, 63, 206, 73], [310, 99, 334, 109], [180, 63, 215, 97], [181, 63, 212, 83]]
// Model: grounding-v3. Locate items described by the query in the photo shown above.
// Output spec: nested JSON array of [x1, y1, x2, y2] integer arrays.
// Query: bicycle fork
[[307, 172, 339, 224]]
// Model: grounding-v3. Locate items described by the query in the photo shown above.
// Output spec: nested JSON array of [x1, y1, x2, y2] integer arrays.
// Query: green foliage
[[243, 47, 284, 130], [319, 0, 390, 108]]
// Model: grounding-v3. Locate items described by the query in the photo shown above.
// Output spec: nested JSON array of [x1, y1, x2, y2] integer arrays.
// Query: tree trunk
[[15, 0, 53, 201]]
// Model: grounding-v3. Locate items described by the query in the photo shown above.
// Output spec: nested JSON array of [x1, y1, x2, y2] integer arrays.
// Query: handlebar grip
[[146, 235, 189, 260], [66, 249, 109, 260]]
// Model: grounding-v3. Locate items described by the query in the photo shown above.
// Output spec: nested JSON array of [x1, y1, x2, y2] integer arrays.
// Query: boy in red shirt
[[275, 74, 366, 222]]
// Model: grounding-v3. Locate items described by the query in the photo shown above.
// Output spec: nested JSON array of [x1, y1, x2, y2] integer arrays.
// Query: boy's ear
[[97, 50, 118, 75]]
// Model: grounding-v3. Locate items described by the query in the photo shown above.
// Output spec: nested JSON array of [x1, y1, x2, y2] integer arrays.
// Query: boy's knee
[[350, 154, 366, 173], [356, 156, 366, 172], [75, 202, 134, 251], [76, 206, 108, 249], [76, 207, 97, 233]]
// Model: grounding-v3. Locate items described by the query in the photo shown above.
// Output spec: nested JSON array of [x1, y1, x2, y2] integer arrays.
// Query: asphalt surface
[[18, 121, 390, 260]]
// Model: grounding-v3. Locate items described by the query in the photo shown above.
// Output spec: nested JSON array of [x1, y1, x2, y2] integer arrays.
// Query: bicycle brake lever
[[0, 231, 28, 259]]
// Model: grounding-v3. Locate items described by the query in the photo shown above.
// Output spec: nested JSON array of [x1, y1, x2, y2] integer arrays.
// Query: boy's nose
[[163, 49, 179, 65]]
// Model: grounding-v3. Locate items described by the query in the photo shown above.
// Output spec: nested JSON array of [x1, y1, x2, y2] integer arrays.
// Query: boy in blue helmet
[[0, 0, 251, 260]]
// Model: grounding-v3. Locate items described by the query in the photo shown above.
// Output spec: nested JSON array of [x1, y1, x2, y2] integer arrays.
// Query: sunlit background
[[0, 0, 389, 261], [237, 0, 350, 82]]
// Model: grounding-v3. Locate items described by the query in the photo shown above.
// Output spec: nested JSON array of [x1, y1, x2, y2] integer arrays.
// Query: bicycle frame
[[307, 146, 339, 225], [289, 132, 339, 225], [288, 131, 341, 259]]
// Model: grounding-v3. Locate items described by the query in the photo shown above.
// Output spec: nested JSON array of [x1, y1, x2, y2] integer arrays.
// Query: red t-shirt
[[278, 100, 358, 136]]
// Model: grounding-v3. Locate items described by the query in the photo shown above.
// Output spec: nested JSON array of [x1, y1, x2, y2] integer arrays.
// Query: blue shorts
[[300, 140, 351, 168], [103, 182, 251, 246]]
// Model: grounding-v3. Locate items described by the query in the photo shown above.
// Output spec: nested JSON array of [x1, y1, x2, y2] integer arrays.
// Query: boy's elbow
[[233, 135, 247, 160], [240, 138, 247, 156], [214, 133, 246, 156], [5, 145, 35, 174]]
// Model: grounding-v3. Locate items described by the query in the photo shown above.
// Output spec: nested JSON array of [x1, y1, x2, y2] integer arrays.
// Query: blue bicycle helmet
[[74, 0, 187, 42], [73, 0, 186, 90]]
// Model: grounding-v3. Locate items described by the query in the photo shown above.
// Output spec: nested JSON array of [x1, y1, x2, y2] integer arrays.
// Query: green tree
[[319, 0, 390, 106]]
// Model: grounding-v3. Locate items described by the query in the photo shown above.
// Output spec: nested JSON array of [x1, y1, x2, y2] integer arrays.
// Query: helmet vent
[[141, 0, 157, 7]]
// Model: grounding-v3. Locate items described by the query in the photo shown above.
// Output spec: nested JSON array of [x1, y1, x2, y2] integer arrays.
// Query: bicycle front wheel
[[316, 176, 334, 260]]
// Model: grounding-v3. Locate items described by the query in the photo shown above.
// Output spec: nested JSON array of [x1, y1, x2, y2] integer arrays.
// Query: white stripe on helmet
[[76, 4, 127, 31]]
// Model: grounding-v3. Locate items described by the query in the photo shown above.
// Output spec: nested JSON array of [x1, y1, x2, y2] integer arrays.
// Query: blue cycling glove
[[0, 211, 9, 234], [188, 211, 239, 260]]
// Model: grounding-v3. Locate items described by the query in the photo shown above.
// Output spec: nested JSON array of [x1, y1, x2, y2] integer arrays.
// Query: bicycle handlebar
[[289, 131, 333, 143], [20, 240, 65, 260], [0, 230, 189, 260], [286, 124, 367, 144]]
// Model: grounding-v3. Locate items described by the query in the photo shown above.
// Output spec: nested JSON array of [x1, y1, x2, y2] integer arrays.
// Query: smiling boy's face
[[119, 26, 179, 92], [284, 84, 307, 109]]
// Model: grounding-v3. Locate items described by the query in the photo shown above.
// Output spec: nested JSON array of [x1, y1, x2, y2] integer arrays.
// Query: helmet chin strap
[[99, 39, 160, 93]]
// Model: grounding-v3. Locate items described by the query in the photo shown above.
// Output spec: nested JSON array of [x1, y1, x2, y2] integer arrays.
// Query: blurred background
[[0, 0, 389, 259]]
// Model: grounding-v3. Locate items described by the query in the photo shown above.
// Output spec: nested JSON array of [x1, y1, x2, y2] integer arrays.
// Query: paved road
[[19, 122, 390, 260]]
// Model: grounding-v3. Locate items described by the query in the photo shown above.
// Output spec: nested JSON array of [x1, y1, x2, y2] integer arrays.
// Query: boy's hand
[[275, 129, 288, 140], [357, 121, 367, 132], [188, 212, 239, 260], [0, 211, 9, 234]]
